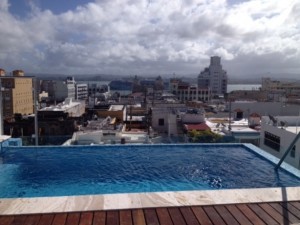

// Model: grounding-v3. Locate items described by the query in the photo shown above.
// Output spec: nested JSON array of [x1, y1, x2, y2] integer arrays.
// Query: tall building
[[198, 56, 228, 96], [0, 69, 34, 119]]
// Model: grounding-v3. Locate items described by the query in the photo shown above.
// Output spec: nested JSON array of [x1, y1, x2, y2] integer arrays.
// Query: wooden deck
[[1, 201, 300, 225]]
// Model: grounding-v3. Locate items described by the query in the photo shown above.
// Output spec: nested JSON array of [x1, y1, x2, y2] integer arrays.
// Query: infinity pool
[[0, 144, 299, 198]]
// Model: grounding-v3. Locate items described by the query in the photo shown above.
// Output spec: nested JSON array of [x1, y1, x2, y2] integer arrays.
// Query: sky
[[0, 0, 299, 78]]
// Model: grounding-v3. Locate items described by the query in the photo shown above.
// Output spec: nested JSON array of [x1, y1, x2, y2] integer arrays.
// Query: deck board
[[1, 201, 300, 225], [37, 214, 54, 225], [79, 212, 94, 225], [225, 205, 252, 225], [92, 211, 106, 225], [214, 205, 239, 225], [168, 207, 187, 225], [155, 208, 173, 225], [269, 202, 300, 224], [203, 206, 226, 225], [191, 206, 213, 225]]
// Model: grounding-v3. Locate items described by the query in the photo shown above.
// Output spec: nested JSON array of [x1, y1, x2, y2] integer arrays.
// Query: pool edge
[[1, 187, 300, 215]]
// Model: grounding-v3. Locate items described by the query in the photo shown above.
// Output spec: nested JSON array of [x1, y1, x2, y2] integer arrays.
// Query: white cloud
[[0, 0, 299, 77]]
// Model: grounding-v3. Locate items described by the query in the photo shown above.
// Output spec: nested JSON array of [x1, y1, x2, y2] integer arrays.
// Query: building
[[198, 56, 228, 96], [260, 116, 300, 169], [40, 77, 76, 103], [169, 78, 212, 102], [0, 69, 34, 119], [261, 77, 300, 102], [75, 83, 88, 101]]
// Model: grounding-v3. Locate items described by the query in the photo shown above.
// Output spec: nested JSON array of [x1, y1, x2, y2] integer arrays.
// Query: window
[[264, 132, 280, 152], [158, 118, 164, 126], [290, 146, 296, 158]]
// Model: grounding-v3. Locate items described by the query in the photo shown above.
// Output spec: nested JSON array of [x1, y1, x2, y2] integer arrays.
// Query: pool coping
[[0, 187, 300, 215]]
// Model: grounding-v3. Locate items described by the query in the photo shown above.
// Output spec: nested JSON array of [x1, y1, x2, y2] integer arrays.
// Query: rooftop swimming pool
[[0, 144, 299, 198]]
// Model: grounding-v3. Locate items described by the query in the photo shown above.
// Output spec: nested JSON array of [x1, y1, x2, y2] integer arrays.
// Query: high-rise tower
[[198, 56, 228, 96]]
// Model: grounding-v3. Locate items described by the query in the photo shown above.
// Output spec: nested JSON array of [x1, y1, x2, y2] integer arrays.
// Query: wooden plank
[[24, 214, 41, 225], [202, 206, 226, 225], [280, 202, 300, 219], [290, 201, 300, 211], [11, 215, 27, 225], [247, 204, 278, 224], [66, 213, 81, 225], [236, 204, 265, 225], [214, 205, 239, 225], [168, 207, 186, 225], [259, 203, 289, 224], [93, 211, 106, 225], [225, 205, 252, 225], [132, 209, 146, 225], [191, 206, 213, 225], [155, 208, 173, 225], [79, 212, 94, 225], [180, 207, 200, 225], [106, 211, 119, 225], [11, 215, 28, 225], [119, 210, 132, 225], [37, 214, 54, 225], [0, 216, 15, 225], [269, 203, 300, 224], [52, 213, 68, 225], [144, 209, 160, 225]]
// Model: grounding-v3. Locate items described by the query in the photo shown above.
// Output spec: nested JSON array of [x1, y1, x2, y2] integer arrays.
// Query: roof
[[184, 123, 210, 131], [234, 108, 244, 112], [250, 112, 261, 118]]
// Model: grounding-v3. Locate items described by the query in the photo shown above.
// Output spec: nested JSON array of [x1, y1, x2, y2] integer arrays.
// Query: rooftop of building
[[39, 98, 83, 112]]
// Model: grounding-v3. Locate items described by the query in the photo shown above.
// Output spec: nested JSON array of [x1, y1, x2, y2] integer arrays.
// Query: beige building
[[0, 69, 34, 119]]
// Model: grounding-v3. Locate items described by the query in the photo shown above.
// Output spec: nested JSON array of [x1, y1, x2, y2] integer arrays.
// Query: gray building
[[198, 56, 228, 96], [75, 83, 88, 100], [40, 77, 76, 102]]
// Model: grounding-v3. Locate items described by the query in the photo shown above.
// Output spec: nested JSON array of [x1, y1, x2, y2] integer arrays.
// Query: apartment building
[[0, 69, 34, 119]]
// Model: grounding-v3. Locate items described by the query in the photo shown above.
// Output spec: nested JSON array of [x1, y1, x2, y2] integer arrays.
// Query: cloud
[[0, 0, 299, 77]]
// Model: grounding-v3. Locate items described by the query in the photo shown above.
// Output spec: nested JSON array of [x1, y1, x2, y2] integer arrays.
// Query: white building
[[198, 56, 228, 96], [39, 98, 85, 117], [260, 116, 300, 169], [227, 101, 300, 117]]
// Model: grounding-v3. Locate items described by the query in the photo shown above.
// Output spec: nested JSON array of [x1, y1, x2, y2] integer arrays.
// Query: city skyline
[[0, 0, 299, 77]]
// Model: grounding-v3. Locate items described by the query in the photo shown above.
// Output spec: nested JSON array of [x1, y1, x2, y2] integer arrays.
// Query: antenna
[[268, 114, 277, 126]]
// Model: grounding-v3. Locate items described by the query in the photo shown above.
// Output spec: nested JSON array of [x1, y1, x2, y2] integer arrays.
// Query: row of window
[[264, 131, 297, 158], [264, 131, 281, 151], [177, 91, 210, 95]]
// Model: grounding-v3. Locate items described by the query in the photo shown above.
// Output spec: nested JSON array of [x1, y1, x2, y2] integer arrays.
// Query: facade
[[169, 78, 212, 102], [198, 56, 228, 96], [75, 83, 88, 100], [260, 116, 300, 169], [0, 69, 34, 119], [40, 77, 76, 102], [262, 77, 300, 94]]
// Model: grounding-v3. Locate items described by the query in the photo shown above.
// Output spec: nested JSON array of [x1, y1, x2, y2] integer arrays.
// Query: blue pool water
[[0, 144, 299, 198]]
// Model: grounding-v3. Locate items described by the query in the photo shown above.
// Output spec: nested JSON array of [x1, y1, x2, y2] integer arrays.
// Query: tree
[[188, 129, 222, 143]]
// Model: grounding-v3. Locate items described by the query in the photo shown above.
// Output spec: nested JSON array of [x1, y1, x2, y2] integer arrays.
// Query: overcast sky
[[0, 0, 299, 78]]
